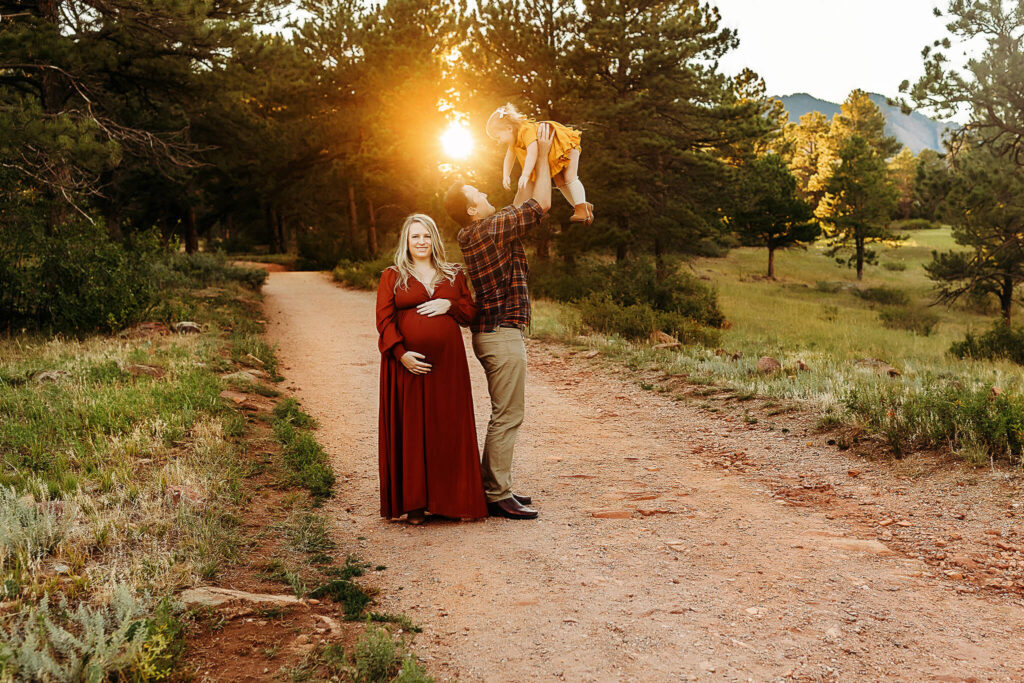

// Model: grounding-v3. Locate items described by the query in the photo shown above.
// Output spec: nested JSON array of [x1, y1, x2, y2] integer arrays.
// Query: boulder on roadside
[[174, 321, 202, 334], [127, 363, 165, 379], [650, 330, 678, 346], [32, 370, 70, 383], [222, 370, 261, 383], [756, 357, 782, 374], [854, 358, 901, 378], [180, 586, 304, 608]]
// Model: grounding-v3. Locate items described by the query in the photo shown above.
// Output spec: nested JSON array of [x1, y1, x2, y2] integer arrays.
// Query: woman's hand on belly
[[400, 351, 432, 375], [416, 299, 451, 317]]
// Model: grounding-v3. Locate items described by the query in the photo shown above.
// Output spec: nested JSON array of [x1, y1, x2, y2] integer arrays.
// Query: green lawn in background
[[692, 227, 990, 363]]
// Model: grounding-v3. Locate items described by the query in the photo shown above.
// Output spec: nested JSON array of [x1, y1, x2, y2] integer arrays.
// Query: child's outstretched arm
[[518, 142, 538, 191], [502, 147, 515, 190]]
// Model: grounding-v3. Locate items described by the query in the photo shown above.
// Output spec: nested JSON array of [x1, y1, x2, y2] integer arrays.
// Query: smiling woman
[[441, 122, 473, 159]]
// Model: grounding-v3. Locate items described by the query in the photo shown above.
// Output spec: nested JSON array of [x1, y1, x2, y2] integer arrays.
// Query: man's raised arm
[[530, 123, 554, 213]]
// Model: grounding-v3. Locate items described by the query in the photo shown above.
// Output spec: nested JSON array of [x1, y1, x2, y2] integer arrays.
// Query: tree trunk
[[224, 213, 234, 242], [105, 212, 122, 242], [767, 246, 776, 279], [266, 205, 281, 253], [348, 184, 359, 244], [535, 222, 551, 261], [616, 243, 628, 262], [1000, 276, 1013, 325], [277, 210, 293, 255], [654, 237, 667, 283], [366, 199, 378, 257], [855, 238, 864, 280], [616, 216, 629, 263], [184, 206, 199, 254]]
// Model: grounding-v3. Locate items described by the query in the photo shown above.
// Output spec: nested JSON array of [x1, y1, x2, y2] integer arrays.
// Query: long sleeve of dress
[[376, 269, 407, 360], [449, 270, 478, 327]]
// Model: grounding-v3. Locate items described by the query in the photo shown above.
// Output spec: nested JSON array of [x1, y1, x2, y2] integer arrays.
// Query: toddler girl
[[485, 103, 593, 224]]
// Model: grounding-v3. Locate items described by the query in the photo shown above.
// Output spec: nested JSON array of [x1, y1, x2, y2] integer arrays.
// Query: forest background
[[3, 0, 1024, 456]]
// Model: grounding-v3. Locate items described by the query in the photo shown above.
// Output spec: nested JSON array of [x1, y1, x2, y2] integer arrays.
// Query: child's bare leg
[[514, 178, 535, 207]]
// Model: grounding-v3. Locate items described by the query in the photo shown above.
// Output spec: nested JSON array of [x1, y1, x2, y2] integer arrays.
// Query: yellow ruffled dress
[[514, 120, 582, 182]]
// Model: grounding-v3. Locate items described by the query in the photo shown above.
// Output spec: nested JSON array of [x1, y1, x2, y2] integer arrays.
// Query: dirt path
[[264, 271, 1024, 682]]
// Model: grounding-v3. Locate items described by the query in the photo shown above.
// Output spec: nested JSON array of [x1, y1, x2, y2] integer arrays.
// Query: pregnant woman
[[375, 213, 488, 524]]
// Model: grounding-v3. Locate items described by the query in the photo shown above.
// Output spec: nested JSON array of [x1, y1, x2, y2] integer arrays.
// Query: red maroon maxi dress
[[375, 266, 488, 519]]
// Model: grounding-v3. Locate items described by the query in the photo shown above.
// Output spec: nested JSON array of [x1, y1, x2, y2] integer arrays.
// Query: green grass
[[530, 228, 1024, 465], [273, 410, 336, 499], [0, 259, 269, 679]]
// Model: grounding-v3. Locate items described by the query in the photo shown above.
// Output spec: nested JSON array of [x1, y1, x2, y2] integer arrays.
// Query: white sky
[[713, 0, 980, 119]]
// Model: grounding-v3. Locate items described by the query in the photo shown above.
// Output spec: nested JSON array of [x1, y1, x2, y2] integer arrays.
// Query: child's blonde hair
[[485, 103, 529, 141]]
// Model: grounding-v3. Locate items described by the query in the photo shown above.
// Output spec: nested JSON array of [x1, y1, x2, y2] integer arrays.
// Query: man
[[443, 123, 554, 520]]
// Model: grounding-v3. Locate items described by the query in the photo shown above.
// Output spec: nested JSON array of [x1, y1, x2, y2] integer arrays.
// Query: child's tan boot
[[570, 203, 589, 222]]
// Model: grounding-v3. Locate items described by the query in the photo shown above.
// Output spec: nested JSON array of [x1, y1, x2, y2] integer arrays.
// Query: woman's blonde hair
[[485, 102, 529, 141], [392, 214, 458, 291]]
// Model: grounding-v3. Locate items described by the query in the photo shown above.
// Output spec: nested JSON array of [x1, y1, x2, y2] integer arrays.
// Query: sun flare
[[441, 123, 473, 160]]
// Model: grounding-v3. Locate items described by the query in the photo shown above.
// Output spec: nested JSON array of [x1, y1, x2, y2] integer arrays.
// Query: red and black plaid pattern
[[457, 199, 544, 334]]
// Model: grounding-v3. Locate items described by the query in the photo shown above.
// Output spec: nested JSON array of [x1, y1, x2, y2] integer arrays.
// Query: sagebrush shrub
[[0, 587, 183, 681], [845, 381, 1024, 464]]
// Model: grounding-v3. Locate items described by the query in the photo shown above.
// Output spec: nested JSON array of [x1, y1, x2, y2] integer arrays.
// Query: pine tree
[[568, 0, 771, 272], [733, 154, 819, 279], [926, 143, 1024, 324], [913, 148, 952, 221], [830, 89, 902, 159], [903, 0, 1024, 163], [887, 147, 919, 220], [820, 136, 900, 280], [781, 111, 834, 209]]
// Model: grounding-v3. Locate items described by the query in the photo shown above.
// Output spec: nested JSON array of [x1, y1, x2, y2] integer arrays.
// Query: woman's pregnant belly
[[397, 309, 459, 362]]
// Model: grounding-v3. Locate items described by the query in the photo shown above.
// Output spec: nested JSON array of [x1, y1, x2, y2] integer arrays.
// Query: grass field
[[699, 229, 990, 362], [0, 263, 278, 677], [531, 228, 1024, 464]]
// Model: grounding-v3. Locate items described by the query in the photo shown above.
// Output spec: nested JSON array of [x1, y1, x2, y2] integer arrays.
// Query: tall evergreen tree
[[926, 142, 1024, 323], [913, 148, 953, 221], [734, 154, 819, 279], [903, 0, 1024, 163], [820, 136, 900, 280], [830, 89, 902, 159], [568, 0, 771, 272], [781, 111, 834, 208], [888, 147, 919, 220]]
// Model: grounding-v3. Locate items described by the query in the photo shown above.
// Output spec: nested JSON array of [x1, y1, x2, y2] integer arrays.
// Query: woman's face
[[407, 222, 433, 262]]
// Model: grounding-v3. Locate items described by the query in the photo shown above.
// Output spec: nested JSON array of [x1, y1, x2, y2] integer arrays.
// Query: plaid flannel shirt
[[457, 199, 544, 334]]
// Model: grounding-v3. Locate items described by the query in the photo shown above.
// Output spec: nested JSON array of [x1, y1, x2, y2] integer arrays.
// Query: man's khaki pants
[[471, 327, 526, 503]]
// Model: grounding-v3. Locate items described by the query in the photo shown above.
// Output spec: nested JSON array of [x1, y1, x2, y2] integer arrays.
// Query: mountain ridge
[[776, 92, 954, 154]]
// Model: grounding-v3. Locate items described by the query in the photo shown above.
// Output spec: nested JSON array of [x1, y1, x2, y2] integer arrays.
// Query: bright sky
[[714, 0, 978, 119]]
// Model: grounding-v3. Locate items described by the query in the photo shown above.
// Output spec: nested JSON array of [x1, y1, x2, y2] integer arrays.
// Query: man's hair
[[444, 182, 472, 227]]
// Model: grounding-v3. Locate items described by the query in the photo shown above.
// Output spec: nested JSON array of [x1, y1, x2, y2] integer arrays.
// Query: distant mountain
[[776, 92, 955, 155]]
